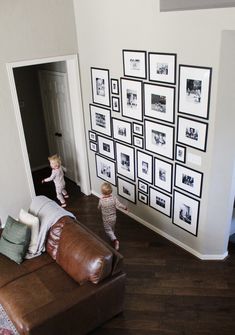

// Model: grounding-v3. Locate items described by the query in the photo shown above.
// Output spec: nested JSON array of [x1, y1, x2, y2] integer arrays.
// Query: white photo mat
[[118, 177, 136, 203], [121, 78, 143, 121], [149, 187, 172, 217], [116, 142, 135, 181], [149, 52, 176, 84], [91, 67, 110, 107], [137, 150, 153, 184], [97, 135, 115, 160], [154, 158, 173, 193], [95, 154, 116, 186], [113, 118, 132, 144], [174, 164, 203, 198], [90, 104, 111, 137], [123, 50, 147, 79]]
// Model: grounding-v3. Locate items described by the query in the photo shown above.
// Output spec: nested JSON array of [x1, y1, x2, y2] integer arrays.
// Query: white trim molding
[[160, 0, 235, 12]]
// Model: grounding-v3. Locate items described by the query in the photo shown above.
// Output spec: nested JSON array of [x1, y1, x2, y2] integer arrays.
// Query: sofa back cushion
[[46, 216, 69, 260], [56, 221, 113, 285]]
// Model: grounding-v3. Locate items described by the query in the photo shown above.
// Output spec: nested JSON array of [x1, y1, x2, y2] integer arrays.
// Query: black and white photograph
[[121, 78, 143, 121], [95, 154, 116, 186], [89, 141, 97, 152], [111, 78, 119, 95], [97, 135, 115, 160], [133, 136, 144, 149], [178, 65, 212, 119], [138, 180, 148, 194], [144, 83, 175, 123], [133, 122, 143, 135], [123, 50, 147, 79], [137, 150, 153, 184], [138, 192, 148, 205], [113, 118, 132, 144], [149, 187, 172, 217], [116, 142, 135, 181], [175, 144, 186, 163], [173, 190, 200, 236], [91, 67, 110, 107], [177, 116, 208, 152], [174, 164, 203, 198], [90, 104, 112, 137], [89, 130, 97, 142], [112, 96, 120, 112], [118, 177, 136, 203], [149, 52, 176, 85], [154, 158, 173, 193], [145, 120, 174, 159]]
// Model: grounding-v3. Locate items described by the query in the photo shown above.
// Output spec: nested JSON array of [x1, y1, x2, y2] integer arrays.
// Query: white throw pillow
[[19, 209, 39, 254]]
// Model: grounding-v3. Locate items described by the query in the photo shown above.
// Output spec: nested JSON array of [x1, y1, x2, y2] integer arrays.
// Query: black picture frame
[[113, 117, 132, 144], [154, 157, 173, 194], [174, 163, 203, 198], [90, 104, 112, 137], [112, 96, 120, 113], [91, 67, 110, 107], [121, 77, 143, 122], [148, 52, 177, 85], [149, 187, 172, 218], [116, 141, 135, 181], [88, 130, 97, 142], [137, 150, 153, 184], [122, 49, 147, 79], [133, 122, 143, 136], [133, 136, 144, 149], [138, 192, 148, 205], [97, 135, 115, 160], [95, 154, 116, 186], [138, 180, 148, 194], [89, 141, 97, 152], [117, 176, 136, 204], [111, 78, 119, 95], [175, 144, 186, 163]]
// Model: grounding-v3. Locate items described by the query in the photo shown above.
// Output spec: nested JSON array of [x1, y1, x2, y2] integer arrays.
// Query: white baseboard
[[91, 189, 228, 261]]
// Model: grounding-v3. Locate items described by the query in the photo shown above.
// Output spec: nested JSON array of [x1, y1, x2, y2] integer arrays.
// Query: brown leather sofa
[[0, 217, 126, 335]]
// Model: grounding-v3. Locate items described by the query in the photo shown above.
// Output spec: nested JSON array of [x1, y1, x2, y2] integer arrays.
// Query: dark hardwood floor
[[33, 171, 235, 335]]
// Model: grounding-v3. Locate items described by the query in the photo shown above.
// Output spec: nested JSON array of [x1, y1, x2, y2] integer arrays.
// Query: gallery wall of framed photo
[[88, 51, 212, 237]]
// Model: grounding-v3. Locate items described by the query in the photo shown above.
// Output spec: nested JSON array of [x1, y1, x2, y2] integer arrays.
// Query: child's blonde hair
[[101, 182, 112, 196], [48, 154, 61, 166]]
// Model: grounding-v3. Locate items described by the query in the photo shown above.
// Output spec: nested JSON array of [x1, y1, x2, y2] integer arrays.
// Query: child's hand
[[41, 179, 45, 184]]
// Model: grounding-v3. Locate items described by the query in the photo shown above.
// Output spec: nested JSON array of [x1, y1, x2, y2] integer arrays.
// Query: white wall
[[0, 0, 78, 223], [73, 0, 235, 258]]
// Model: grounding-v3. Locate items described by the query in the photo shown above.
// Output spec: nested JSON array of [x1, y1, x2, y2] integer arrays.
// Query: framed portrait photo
[[133, 122, 143, 136], [138, 180, 148, 194], [97, 135, 115, 160], [111, 78, 119, 95], [113, 118, 132, 144], [91, 67, 110, 107], [122, 49, 147, 79], [117, 177, 136, 203], [178, 65, 212, 119], [145, 120, 174, 160], [149, 52, 177, 85], [144, 83, 175, 124], [121, 78, 143, 121], [175, 144, 186, 163], [133, 136, 144, 149], [112, 96, 120, 113], [177, 116, 208, 152], [138, 192, 148, 205], [89, 141, 97, 152], [174, 163, 203, 198], [173, 190, 200, 236], [116, 142, 135, 181], [149, 187, 172, 218], [90, 104, 112, 137], [137, 150, 153, 184], [88, 130, 97, 142], [154, 158, 173, 194], [95, 154, 116, 186]]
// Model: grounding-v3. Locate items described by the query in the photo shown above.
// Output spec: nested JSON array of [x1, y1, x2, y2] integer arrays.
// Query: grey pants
[[103, 217, 117, 241]]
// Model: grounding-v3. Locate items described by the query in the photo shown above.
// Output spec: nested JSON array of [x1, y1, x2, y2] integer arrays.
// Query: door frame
[[6, 54, 91, 197]]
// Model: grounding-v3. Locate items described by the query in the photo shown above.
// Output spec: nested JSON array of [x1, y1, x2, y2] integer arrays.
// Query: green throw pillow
[[0, 216, 31, 264]]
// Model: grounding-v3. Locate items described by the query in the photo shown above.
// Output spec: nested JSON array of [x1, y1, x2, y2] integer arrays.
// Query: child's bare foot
[[114, 240, 119, 251]]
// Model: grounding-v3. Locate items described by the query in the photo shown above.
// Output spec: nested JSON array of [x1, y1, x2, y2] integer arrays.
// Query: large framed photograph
[[137, 150, 153, 184], [97, 135, 115, 160], [154, 158, 173, 194], [91, 67, 110, 107], [177, 116, 208, 152], [144, 83, 175, 123], [173, 190, 200, 236], [121, 78, 143, 121], [178, 65, 212, 119], [95, 154, 116, 186], [111, 78, 119, 95], [174, 163, 203, 198], [113, 118, 132, 144], [175, 144, 186, 163], [123, 49, 147, 79], [117, 177, 136, 203], [149, 52, 177, 85], [145, 120, 174, 159], [116, 142, 135, 181], [149, 187, 172, 218], [90, 104, 111, 137]]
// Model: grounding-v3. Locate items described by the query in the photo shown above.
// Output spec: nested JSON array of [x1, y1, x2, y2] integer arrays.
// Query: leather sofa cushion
[[56, 221, 113, 285]]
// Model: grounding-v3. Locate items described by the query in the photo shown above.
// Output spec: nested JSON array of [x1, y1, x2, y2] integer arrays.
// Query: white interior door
[[39, 70, 77, 182]]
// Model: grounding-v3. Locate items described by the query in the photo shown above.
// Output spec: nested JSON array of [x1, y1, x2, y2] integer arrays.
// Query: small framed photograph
[[137, 150, 153, 184], [113, 118, 132, 144], [174, 163, 203, 198], [133, 136, 144, 149], [173, 190, 200, 236], [90, 104, 112, 137], [149, 187, 172, 218], [154, 158, 173, 194], [133, 122, 143, 135], [121, 78, 143, 121], [88, 130, 97, 142], [116, 142, 135, 181], [138, 180, 148, 194], [95, 154, 116, 186], [145, 120, 174, 159], [175, 144, 186, 163], [178, 65, 212, 120], [97, 135, 115, 160], [123, 49, 147, 79], [144, 83, 175, 124], [149, 52, 177, 85], [91, 67, 110, 107], [89, 141, 97, 152], [177, 116, 208, 152], [112, 96, 120, 112], [111, 78, 119, 95], [118, 177, 136, 203], [138, 192, 148, 205]]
